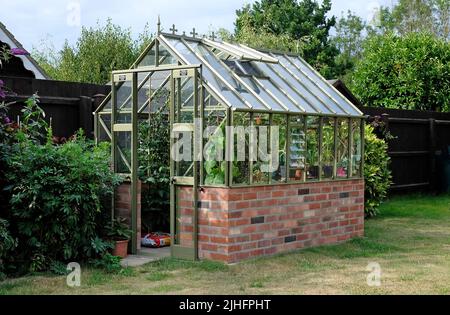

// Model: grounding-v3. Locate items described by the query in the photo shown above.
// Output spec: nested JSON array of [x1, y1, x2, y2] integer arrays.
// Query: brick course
[[115, 181, 142, 251]]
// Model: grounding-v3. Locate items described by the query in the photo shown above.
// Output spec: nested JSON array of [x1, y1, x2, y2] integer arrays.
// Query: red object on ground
[[141, 232, 171, 248]]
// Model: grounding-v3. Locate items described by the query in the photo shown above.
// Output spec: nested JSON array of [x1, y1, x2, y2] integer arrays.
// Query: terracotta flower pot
[[112, 240, 129, 258]]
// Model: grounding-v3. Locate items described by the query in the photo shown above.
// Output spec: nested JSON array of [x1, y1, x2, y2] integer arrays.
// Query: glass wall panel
[[138, 45, 156, 67], [203, 110, 226, 185], [116, 131, 132, 174], [252, 113, 270, 184], [336, 118, 349, 178], [116, 81, 132, 110], [321, 117, 335, 179], [98, 114, 111, 142], [306, 116, 320, 181], [232, 112, 250, 185], [288, 115, 306, 181], [351, 119, 362, 177], [272, 114, 287, 183], [158, 45, 178, 65]]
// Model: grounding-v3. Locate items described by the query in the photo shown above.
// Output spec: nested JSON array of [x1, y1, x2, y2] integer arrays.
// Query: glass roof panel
[[254, 77, 301, 112], [202, 38, 278, 63], [186, 41, 267, 110], [165, 37, 248, 109], [155, 34, 363, 117], [240, 77, 284, 111], [277, 55, 347, 114], [254, 62, 314, 113], [268, 62, 333, 114], [285, 55, 361, 115]]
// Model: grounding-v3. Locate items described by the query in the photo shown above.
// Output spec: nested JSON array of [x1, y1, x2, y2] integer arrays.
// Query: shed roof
[[0, 22, 50, 80], [157, 33, 363, 117]]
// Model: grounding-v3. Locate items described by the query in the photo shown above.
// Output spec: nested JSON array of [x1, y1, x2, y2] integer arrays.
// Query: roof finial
[[157, 15, 161, 35], [209, 31, 216, 41], [190, 27, 198, 38], [170, 24, 178, 35]]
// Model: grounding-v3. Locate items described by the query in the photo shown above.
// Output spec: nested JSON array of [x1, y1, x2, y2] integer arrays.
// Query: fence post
[[429, 118, 437, 192], [380, 113, 390, 139], [79, 96, 94, 139]]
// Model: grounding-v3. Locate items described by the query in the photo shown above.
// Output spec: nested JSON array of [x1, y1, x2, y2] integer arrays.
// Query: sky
[[0, 0, 395, 52]]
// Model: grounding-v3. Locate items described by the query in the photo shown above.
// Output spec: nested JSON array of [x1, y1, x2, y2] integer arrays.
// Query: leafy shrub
[[1, 96, 120, 274], [90, 253, 122, 274], [0, 218, 17, 277], [4, 137, 119, 271], [364, 125, 392, 217], [350, 32, 450, 112]]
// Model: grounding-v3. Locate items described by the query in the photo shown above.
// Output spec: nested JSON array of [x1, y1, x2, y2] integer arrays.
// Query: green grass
[[1, 193, 450, 295]]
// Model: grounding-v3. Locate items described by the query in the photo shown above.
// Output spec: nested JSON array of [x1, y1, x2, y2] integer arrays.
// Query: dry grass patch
[[1, 194, 450, 295]]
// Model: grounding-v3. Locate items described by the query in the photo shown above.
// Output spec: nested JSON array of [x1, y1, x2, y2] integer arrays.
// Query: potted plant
[[107, 217, 132, 258]]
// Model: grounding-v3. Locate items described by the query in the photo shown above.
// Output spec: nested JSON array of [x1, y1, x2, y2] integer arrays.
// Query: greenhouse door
[[170, 66, 202, 260]]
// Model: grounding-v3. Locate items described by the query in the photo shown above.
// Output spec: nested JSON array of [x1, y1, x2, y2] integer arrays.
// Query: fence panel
[[362, 107, 450, 193]]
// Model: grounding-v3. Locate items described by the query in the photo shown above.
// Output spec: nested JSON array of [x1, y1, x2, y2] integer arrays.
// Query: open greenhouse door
[[170, 66, 202, 260]]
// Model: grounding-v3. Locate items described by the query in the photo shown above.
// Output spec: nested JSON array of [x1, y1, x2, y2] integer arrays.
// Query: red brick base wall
[[115, 181, 142, 251], [116, 179, 364, 261], [193, 179, 364, 263]]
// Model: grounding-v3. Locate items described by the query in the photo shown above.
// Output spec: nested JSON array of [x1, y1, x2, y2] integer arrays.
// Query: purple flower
[[10, 48, 29, 56], [4, 116, 11, 124]]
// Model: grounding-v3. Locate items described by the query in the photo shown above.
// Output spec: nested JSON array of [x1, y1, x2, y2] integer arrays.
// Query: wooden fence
[[362, 107, 450, 193], [1, 76, 109, 139]]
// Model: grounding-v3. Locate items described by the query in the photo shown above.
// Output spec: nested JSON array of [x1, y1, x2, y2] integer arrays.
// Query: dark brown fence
[[1, 76, 109, 139], [362, 107, 450, 193]]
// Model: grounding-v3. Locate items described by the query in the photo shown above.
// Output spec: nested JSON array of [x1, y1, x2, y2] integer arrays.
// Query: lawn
[[1, 194, 450, 295]]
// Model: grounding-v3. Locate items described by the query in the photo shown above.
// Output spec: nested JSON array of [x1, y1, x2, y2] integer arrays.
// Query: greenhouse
[[94, 25, 365, 263]]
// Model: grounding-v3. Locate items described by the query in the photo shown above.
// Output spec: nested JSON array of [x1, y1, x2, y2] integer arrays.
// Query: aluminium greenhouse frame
[[94, 25, 365, 259]]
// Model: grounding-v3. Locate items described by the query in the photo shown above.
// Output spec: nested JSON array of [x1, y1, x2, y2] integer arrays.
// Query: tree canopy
[[349, 32, 450, 112], [234, 0, 338, 78], [33, 19, 152, 84]]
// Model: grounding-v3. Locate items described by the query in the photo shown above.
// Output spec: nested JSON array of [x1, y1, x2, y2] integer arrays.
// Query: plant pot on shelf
[[112, 239, 129, 258], [308, 166, 319, 178], [294, 169, 303, 180], [323, 165, 333, 178]]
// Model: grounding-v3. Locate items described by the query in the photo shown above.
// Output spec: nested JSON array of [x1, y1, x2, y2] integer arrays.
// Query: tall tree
[[332, 10, 366, 80], [33, 19, 153, 84], [433, 0, 450, 40], [392, 0, 434, 35], [234, 0, 339, 78]]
